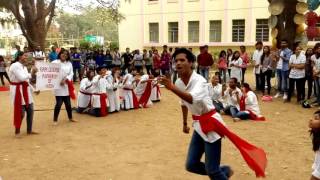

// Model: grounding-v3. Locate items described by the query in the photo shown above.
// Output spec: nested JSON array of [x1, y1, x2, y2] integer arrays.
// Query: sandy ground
[[0, 70, 316, 180]]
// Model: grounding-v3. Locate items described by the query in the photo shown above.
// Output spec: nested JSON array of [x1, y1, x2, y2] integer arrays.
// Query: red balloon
[[307, 26, 318, 39], [306, 11, 318, 26]]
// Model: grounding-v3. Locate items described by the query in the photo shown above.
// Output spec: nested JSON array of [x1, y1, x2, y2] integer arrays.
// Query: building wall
[[118, 0, 320, 53]]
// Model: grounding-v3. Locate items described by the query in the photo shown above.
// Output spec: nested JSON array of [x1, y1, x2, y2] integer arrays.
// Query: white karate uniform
[[244, 91, 261, 115], [106, 74, 121, 112], [135, 74, 152, 107], [150, 80, 161, 101], [121, 73, 135, 109], [230, 58, 243, 82], [208, 83, 223, 103], [52, 60, 73, 96], [8, 62, 34, 105], [175, 72, 226, 143], [91, 75, 108, 108], [223, 87, 242, 110], [77, 78, 95, 108]]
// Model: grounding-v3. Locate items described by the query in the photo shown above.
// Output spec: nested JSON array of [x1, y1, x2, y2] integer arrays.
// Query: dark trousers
[[16, 103, 34, 133], [260, 70, 272, 95], [241, 68, 246, 84], [135, 66, 143, 73], [288, 78, 305, 102], [213, 101, 224, 113], [219, 69, 227, 84], [54, 96, 73, 122], [90, 108, 102, 117], [186, 132, 230, 180], [255, 74, 261, 91], [305, 75, 313, 99], [145, 65, 153, 75], [0, 72, 10, 85]]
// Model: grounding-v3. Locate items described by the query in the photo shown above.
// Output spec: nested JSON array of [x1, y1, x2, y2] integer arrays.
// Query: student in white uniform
[[9, 51, 39, 136], [122, 69, 139, 110], [90, 66, 108, 117], [77, 70, 95, 113], [159, 48, 233, 179], [135, 73, 153, 108], [222, 77, 242, 118], [106, 70, 121, 113], [150, 74, 161, 102], [52, 49, 77, 125], [113, 69, 123, 111], [230, 51, 243, 83], [208, 75, 224, 113], [233, 83, 264, 122]]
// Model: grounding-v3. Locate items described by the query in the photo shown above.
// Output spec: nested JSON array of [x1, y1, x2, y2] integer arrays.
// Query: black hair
[[12, 51, 25, 64], [0, 55, 4, 62], [230, 77, 238, 84], [172, 48, 195, 63], [242, 83, 252, 91], [281, 39, 288, 43], [219, 50, 226, 58], [86, 69, 95, 79], [314, 43, 320, 59], [240, 45, 246, 51], [311, 110, 320, 151], [306, 48, 314, 58], [255, 41, 263, 46], [232, 51, 240, 61], [260, 46, 271, 65], [58, 49, 70, 61]]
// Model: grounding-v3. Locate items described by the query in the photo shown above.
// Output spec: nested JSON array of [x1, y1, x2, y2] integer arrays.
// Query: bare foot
[[53, 121, 58, 126], [15, 133, 22, 138], [69, 119, 78, 122], [233, 118, 241, 122], [27, 131, 39, 135]]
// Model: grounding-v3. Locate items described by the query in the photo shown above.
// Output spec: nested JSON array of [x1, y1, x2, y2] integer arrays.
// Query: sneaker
[[283, 93, 288, 100], [274, 92, 282, 98]]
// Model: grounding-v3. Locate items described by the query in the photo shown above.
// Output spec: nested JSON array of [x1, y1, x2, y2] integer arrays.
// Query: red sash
[[93, 93, 108, 117], [139, 81, 152, 108], [192, 110, 267, 178], [123, 88, 139, 109], [66, 80, 76, 100], [240, 96, 266, 121], [10, 82, 29, 129]]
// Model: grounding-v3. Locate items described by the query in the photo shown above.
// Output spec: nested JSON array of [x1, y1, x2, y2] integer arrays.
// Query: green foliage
[[79, 40, 90, 49]]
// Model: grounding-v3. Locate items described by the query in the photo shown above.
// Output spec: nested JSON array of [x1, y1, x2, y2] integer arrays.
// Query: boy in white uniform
[[121, 69, 139, 110], [90, 66, 108, 117], [135, 73, 153, 108], [106, 70, 121, 113], [77, 70, 95, 113], [150, 75, 161, 102], [222, 77, 242, 118]]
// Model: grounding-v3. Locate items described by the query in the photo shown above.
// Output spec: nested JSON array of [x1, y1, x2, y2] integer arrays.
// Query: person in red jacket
[[197, 45, 214, 82]]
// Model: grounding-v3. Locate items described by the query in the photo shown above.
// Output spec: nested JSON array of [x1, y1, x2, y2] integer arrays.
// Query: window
[[149, 23, 159, 43], [188, 21, 199, 43], [232, 20, 245, 42], [168, 22, 178, 43], [209, 20, 222, 42], [256, 19, 269, 42]]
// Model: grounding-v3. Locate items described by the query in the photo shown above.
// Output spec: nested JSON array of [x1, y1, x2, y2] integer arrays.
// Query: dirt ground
[[0, 70, 316, 180]]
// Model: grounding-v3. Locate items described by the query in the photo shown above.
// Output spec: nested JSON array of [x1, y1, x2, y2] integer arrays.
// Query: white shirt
[[312, 55, 320, 78], [122, 73, 134, 89], [277, 51, 284, 70], [252, 49, 263, 74], [8, 62, 34, 105], [230, 58, 243, 82], [52, 60, 74, 96], [77, 78, 95, 108], [91, 74, 108, 108], [135, 74, 149, 97], [33, 51, 45, 60], [133, 54, 143, 66], [289, 53, 306, 79], [223, 87, 242, 110], [244, 91, 260, 115], [208, 83, 223, 103], [175, 72, 225, 143]]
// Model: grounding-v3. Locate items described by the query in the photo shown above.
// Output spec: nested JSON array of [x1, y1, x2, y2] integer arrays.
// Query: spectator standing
[[48, 46, 58, 62], [160, 45, 171, 75], [305, 48, 314, 100], [252, 41, 263, 91], [240, 46, 249, 84], [260, 46, 273, 95], [95, 50, 105, 68], [230, 51, 243, 83], [112, 48, 122, 69], [197, 45, 214, 81], [33, 46, 46, 62], [121, 48, 133, 74], [218, 50, 228, 84], [152, 49, 161, 75], [104, 50, 113, 69], [133, 49, 144, 73], [71, 47, 82, 82]]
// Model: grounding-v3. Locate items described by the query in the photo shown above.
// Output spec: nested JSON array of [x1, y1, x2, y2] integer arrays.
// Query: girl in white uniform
[[135, 73, 152, 108], [77, 70, 95, 113], [121, 70, 139, 110], [90, 66, 108, 117], [106, 70, 121, 113], [230, 51, 243, 83]]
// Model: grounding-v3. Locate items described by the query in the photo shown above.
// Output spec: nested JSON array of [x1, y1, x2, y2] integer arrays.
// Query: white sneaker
[[274, 92, 282, 98], [283, 93, 288, 100]]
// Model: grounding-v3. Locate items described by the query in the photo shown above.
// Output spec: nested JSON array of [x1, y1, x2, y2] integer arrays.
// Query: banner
[[35, 62, 61, 91]]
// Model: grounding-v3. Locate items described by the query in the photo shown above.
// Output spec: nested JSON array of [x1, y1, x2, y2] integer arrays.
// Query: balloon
[[268, 2, 284, 15], [306, 11, 318, 26], [296, 24, 305, 34], [271, 28, 278, 38], [297, 2, 308, 14], [268, 15, 278, 28], [306, 26, 318, 39], [307, 0, 320, 11], [294, 14, 306, 24]]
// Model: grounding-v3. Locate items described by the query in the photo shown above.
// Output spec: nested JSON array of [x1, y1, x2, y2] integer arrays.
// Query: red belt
[[123, 88, 139, 109], [153, 84, 161, 99], [10, 81, 29, 129], [66, 80, 76, 100], [192, 110, 267, 177], [138, 81, 152, 108], [92, 92, 108, 117]]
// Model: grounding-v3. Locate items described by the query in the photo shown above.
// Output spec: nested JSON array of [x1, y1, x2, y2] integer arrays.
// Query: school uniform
[[9, 61, 35, 133], [208, 83, 224, 113], [150, 79, 161, 102], [121, 73, 139, 110], [223, 87, 242, 118], [312, 150, 320, 179], [288, 53, 306, 102], [77, 77, 95, 113], [135, 74, 152, 108], [106, 73, 121, 112], [90, 75, 108, 117], [230, 58, 243, 82], [236, 91, 264, 120], [52, 60, 74, 122]]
